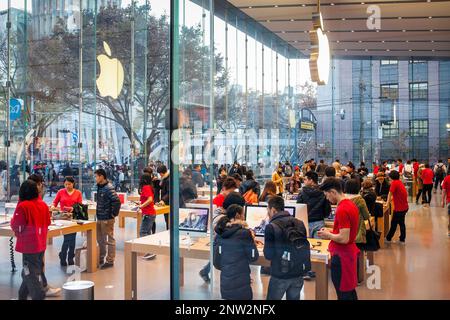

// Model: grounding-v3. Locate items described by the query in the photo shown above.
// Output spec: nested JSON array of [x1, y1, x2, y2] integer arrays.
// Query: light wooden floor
[[1, 191, 449, 300]]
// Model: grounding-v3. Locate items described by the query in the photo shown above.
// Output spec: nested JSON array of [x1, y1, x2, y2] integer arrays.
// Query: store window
[[409, 82, 428, 100], [410, 119, 428, 137], [380, 83, 399, 100]]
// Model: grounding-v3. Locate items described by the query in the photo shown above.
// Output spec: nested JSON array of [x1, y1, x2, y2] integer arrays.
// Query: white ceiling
[[227, 0, 450, 58]]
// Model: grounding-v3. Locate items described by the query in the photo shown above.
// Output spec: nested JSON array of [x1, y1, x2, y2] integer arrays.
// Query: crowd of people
[[7, 155, 450, 301]]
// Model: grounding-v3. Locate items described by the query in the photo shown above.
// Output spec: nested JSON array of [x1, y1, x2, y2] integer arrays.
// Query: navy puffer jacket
[[213, 218, 259, 300], [96, 182, 121, 220]]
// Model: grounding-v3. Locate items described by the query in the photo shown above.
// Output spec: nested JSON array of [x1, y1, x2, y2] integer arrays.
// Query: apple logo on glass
[[96, 41, 124, 99], [309, 12, 330, 85]]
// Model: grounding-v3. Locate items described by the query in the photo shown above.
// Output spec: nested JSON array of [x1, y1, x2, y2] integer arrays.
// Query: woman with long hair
[[259, 181, 277, 202]]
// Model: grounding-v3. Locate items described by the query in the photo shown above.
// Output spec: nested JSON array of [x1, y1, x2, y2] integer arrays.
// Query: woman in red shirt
[[11, 180, 51, 300], [50, 176, 82, 266], [421, 163, 434, 206], [138, 172, 156, 260]]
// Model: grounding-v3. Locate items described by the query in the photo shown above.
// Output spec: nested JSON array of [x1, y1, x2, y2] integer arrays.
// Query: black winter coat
[[213, 219, 259, 300], [297, 186, 331, 222], [96, 182, 121, 220]]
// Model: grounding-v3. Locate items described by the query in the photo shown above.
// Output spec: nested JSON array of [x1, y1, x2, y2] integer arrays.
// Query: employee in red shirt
[[386, 170, 409, 243], [11, 180, 51, 300], [398, 159, 404, 175], [441, 174, 450, 237], [318, 178, 360, 300], [213, 178, 238, 208], [421, 163, 434, 206], [138, 172, 157, 260], [50, 176, 82, 266]]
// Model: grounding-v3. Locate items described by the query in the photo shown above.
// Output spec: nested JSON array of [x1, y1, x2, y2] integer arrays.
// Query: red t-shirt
[[140, 185, 156, 215], [53, 189, 82, 211], [389, 180, 409, 212], [374, 166, 379, 175], [213, 194, 225, 208], [329, 199, 359, 254], [329, 198, 360, 292], [442, 176, 450, 203], [399, 163, 404, 174], [421, 168, 434, 185]]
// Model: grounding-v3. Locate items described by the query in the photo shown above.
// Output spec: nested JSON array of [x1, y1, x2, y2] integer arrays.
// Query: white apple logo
[[96, 41, 124, 99]]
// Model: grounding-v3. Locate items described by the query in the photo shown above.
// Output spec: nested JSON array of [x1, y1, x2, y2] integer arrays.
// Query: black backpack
[[272, 217, 311, 275], [72, 203, 89, 220], [436, 164, 445, 179]]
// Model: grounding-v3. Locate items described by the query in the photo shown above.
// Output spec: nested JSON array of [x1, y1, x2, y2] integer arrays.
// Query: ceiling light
[[336, 40, 340, 43], [248, 6, 252, 9], [431, 40, 435, 43], [351, 30, 355, 32], [282, 31, 286, 33], [345, 49, 348, 51], [430, 29, 434, 32], [290, 19, 295, 22], [266, 19, 271, 22], [427, 0, 431, 2], [409, 49, 412, 52], [365, 49, 368, 52], [406, 40, 409, 43], [382, 40, 385, 43], [402, 30, 406, 32], [361, 2, 365, 4], [398, 17, 402, 19], [358, 40, 362, 43], [274, 5, 278, 7], [376, 30, 380, 32], [304, 30, 308, 33], [432, 49, 435, 51], [302, 4, 306, 7], [342, 18, 346, 21], [295, 40, 298, 43], [429, 16, 432, 19], [331, 3, 335, 5], [386, 49, 390, 51]]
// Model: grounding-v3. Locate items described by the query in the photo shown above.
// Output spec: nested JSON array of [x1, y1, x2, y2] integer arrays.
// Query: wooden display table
[[88, 204, 170, 238], [127, 195, 140, 202], [0, 220, 98, 273], [124, 230, 330, 300]]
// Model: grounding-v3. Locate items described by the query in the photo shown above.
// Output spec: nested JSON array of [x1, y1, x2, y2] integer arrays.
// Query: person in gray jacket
[[94, 169, 121, 269]]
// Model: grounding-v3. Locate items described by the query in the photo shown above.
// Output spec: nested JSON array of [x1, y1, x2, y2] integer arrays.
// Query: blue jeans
[[309, 220, 325, 239], [266, 276, 304, 300], [140, 215, 156, 237]]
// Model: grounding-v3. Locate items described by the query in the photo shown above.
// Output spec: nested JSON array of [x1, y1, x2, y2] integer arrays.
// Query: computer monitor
[[179, 208, 209, 233], [244, 205, 296, 237]]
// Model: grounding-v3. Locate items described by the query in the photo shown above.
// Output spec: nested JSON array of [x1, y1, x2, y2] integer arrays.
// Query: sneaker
[[45, 286, 62, 297], [199, 271, 210, 283], [142, 253, 156, 260], [100, 262, 114, 270]]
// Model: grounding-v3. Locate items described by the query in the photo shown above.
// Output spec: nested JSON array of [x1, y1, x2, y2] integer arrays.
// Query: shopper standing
[[50, 176, 82, 266], [385, 170, 409, 243], [318, 178, 360, 300], [272, 166, 284, 195], [94, 169, 121, 269], [433, 160, 447, 193], [213, 204, 259, 300], [259, 181, 278, 202], [264, 196, 310, 300], [157, 165, 170, 230], [297, 171, 331, 238], [421, 164, 434, 206], [11, 180, 51, 300], [138, 172, 157, 260]]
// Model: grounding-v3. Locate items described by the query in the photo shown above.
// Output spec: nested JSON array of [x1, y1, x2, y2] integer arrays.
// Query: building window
[[409, 59, 427, 64], [381, 60, 398, 65], [410, 120, 428, 137], [381, 120, 399, 138], [409, 82, 428, 100], [380, 83, 398, 100]]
